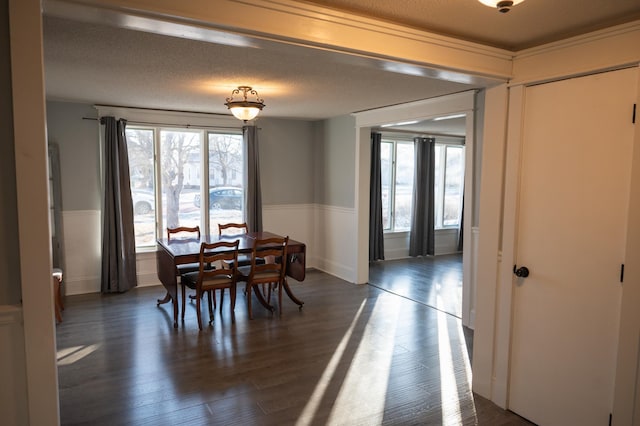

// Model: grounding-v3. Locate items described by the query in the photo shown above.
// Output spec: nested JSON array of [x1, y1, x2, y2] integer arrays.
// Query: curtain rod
[[82, 116, 250, 131], [93, 104, 230, 117], [373, 127, 465, 139]]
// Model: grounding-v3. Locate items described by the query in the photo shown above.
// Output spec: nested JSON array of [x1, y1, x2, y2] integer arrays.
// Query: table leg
[[157, 292, 171, 305], [252, 285, 275, 312], [157, 248, 179, 328], [282, 278, 304, 307]]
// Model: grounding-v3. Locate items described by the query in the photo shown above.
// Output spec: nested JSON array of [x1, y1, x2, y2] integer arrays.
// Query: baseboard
[[313, 257, 355, 283], [137, 272, 161, 288], [65, 276, 101, 295]]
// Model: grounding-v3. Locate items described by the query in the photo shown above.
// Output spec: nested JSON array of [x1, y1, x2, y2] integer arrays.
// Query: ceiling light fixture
[[225, 86, 265, 122], [478, 0, 525, 13]]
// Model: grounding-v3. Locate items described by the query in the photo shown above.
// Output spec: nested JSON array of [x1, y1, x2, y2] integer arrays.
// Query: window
[[126, 126, 244, 249], [380, 138, 464, 233], [380, 140, 414, 231], [434, 144, 464, 228]]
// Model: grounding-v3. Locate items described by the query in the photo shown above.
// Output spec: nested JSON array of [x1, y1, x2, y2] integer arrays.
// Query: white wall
[[383, 229, 461, 260]]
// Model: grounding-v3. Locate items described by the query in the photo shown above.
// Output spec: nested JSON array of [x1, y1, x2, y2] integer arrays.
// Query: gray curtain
[[409, 137, 435, 257], [244, 125, 263, 232], [101, 117, 137, 293], [369, 132, 385, 261]]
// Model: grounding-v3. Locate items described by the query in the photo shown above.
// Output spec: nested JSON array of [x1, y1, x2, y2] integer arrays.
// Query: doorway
[[353, 90, 477, 328]]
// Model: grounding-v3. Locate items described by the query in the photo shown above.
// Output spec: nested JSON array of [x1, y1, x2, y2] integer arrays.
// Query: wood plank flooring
[[56, 269, 532, 425], [369, 254, 463, 318]]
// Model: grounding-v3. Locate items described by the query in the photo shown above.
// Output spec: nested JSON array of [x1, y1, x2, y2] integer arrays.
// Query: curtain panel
[[409, 137, 436, 257], [100, 116, 138, 293], [369, 132, 385, 261], [244, 125, 263, 232]]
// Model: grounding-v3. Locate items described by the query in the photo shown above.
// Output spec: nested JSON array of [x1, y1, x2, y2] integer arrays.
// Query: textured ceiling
[[301, 0, 640, 50], [42, 0, 640, 131], [43, 16, 475, 122]]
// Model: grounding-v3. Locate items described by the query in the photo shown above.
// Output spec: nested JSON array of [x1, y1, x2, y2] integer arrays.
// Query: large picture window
[[381, 138, 464, 233], [126, 126, 244, 249]]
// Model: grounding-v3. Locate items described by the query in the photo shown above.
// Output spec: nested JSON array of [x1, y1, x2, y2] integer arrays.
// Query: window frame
[[125, 124, 244, 251], [380, 135, 465, 234]]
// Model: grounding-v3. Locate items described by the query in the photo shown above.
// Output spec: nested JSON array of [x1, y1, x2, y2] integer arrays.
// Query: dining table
[[156, 231, 306, 327]]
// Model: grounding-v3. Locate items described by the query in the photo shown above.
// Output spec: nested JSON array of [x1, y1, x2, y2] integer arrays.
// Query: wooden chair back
[[180, 240, 239, 329], [197, 240, 240, 290], [244, 236, 289, 319], [218, 222, 248, 236], [248, 236, 289, 282], [167, 226, 200, 241]]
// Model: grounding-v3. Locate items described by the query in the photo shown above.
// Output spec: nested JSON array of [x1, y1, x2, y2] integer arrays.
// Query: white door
[[508, 68, 638, 426]]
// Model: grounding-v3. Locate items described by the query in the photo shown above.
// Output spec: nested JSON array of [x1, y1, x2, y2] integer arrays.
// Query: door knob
[[513, 265, 530, 278]]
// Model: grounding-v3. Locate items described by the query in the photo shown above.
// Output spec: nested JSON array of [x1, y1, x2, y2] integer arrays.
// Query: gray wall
[[46, 101, 100, 211], [0, 0, 21, 305], [259, 118, 316, 205], [315, 115, 356, 208], [45, 101, 321, 211]]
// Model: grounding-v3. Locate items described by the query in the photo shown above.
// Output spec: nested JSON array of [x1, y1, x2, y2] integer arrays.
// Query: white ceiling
[[42, 0, 640, 135]]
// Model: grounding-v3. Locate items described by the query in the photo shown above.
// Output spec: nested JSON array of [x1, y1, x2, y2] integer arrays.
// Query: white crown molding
[[512, 20, 640, 86], [515, 20, 640, 60]]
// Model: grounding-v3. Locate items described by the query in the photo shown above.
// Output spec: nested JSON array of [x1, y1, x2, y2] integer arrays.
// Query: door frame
[[352, 90, 478, 328], [480, 66, 640, 416]]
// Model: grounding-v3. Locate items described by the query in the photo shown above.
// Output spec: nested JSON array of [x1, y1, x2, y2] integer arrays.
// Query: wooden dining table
[[156, 231, 306, 327]]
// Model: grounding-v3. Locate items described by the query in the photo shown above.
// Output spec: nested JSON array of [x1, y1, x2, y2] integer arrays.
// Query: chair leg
[[181, 283, 186, 321], [196, 290, 203, 330], [247, 284, 253, 320], [230, 285, 236, 312], [219, 288, 225, 313], [207, 290, 214, 325], [278, 280, 283, 317]]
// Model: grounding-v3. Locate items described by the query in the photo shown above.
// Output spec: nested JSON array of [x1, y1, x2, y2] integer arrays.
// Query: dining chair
[[216, 222, 251, 309], [166, 226, 205, 315], [218, 221, 253, 266], [242, 236, 289, 319], [180, 240, 240, 330]]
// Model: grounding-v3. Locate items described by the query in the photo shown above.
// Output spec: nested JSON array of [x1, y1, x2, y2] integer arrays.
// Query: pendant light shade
[[225, 86, 265, 122], [478, 0, 525, 13]]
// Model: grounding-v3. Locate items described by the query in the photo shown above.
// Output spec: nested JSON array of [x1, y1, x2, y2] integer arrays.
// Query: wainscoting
[[61, 203, 355, 294], [383, 227, 461, 260], [61, 210, 101, 295]]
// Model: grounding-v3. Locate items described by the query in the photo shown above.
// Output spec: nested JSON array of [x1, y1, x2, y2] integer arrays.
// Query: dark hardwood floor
[[369, 254, 463, 318], [56, 269, 532, 425]]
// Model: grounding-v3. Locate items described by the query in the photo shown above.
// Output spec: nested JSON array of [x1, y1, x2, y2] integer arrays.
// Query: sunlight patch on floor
[[295, 299, 367, 426], [437, 290, 471, 426], [57, 344, 100, 366], [326, 295, 401, 424]]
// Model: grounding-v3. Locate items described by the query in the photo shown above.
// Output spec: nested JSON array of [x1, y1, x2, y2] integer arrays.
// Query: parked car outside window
[[193, 187, 243, 209], [131, 189, 155, 215]]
